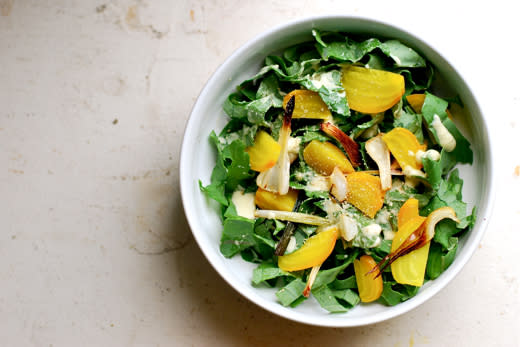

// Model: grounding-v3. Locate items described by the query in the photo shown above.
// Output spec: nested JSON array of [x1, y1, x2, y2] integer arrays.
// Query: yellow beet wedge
[[406, 93, 454, 119], [397, 198, 420, 228], [255, 188, 298, 212], [246, 130, 281, 172], [341, 65, 405, 114], [303, 140, 354, 176], [406, 94, 426, 114], [371, 205, 459, 281], [382, 127, 426, 170], [345, 172, 384, 218], [354, 255, 383, 303], [278, 225, 338, 272], [283, 90, 332, 119], [391, 199, 429, 286]]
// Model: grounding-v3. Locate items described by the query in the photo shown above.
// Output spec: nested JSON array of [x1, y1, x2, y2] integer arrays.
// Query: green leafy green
[[220, 217, 257, 258], [311, 285, 349, 313], [313, 251, 358, 289], [379, 40, 426, 68], [315, 33, 381, 63], [380, 282, 420, 306], [313, 30, 426, 69], [331, 275, 357, 290], [256, 73, 284, 107], [331, 288, 360, 307], [422, 169, 468, 220], [421, 93, 473, 165], [252, 262, 293, 285], [426, 238, 458, 280], [394, 109, 424, 143], [276, 278, 307, 306], [221, 140, 253, 190]]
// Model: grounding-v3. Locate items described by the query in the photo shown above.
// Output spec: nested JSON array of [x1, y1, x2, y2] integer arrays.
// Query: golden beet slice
[[320, 122, 361, 167], [346, 172, 384, 218], [303, 140, 354, 176], [341, 65, 405, 114], [246, 130, 281, 172], [254, 188, 298, 212], [397, 198, 420, 229], [283, 90, 332, 119], [354, 255, 383, 303], [278, 225, 338, 272], [382, 127, 426, 170], [406, 93, 453, 119], [406, 94, 426, 114], [391, 214, 428, 287]]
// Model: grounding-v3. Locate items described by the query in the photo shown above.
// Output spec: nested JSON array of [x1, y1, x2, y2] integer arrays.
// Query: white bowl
[[180, 16, 495, 327]]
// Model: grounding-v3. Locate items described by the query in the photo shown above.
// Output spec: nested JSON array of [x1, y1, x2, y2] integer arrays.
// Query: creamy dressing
[[231, 190, 256, 219], [309, 70, 340, 90], [391, 179, 406, 193], [295, 169, 313, 182], [220, 132, 239, 145], [338, 214, 359, 241], [287, 136, 301, 163], [375, 209, 390, 224], [362, 224, 382, 238], [306, 174, 331, 192], [432, 114, 456, 152], [353, 231, 381, 248], [383, 229, 396, 241], [415, 149, 441, 164], [369, 236, 381, 248], [403, 165, 426, 178], [322, 198, 342, 219], [403, 165, 426, 187]]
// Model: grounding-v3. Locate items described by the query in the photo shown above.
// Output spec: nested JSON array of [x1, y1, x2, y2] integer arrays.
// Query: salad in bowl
[[198, 29, 476, 314]]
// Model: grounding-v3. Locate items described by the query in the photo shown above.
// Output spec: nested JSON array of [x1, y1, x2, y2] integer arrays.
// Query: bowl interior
[[180, 16, 494, 327]]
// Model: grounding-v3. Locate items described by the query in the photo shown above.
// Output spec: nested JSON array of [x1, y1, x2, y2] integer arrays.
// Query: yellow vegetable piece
[[255, 188, 298, 212], [406, 93, 453, 119], [397, 198, 420, 229], [283, 90, 332, 119], [278, 225, 338, 272], [341, 65, 405, 114], [382, 127, 426, 170], [246, 130, 281, 172], [406, 94, 426, 114], [303, 140, 354, 176], [391, 207, 429, 287], [345, 172, 384, 218], [354, 255, 383, 303]]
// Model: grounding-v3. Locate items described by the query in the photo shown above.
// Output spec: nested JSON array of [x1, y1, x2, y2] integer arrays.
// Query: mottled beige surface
[[1, 1, 519, 346]]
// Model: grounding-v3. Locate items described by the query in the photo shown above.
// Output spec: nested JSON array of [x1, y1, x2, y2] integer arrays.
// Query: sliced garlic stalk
[[254, 210, 330, 226], [330, 166, 348, 202], [365, 134, 392, 190], [256, 96, 295, 194]]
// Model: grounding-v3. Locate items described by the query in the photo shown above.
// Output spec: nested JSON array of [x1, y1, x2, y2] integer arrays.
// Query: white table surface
[[1, 1, 519, 346]]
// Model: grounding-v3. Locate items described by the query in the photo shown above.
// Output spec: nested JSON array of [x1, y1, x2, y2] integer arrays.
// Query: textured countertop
[[1, 1, 519, 346]]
